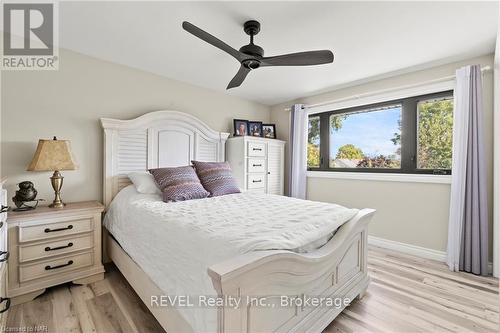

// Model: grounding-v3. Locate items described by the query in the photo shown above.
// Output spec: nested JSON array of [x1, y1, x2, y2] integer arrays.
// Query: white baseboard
[[368, 236, 447, 262], [368, 236, 494, 274]]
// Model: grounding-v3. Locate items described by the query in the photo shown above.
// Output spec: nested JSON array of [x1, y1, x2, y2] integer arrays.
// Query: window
[[307, 90, 453, 174], [417, 97, 453, 170], [329, 104, 401, 169], [308, 116, 320, 168]]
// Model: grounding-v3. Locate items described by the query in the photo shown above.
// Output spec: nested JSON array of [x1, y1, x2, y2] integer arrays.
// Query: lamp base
[[49, 170, 65, 209], [49, 202, 66, 209]]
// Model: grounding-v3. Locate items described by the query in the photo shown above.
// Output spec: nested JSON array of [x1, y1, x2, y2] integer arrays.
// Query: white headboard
[[100, 110, 230, 206]]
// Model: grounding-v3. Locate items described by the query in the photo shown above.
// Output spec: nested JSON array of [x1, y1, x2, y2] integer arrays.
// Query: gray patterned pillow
[[191, 161, 241, 197], [149, 166, 209, 202]]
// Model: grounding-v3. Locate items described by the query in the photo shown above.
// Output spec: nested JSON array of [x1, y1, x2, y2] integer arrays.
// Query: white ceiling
[[60, 1, 498, 105]]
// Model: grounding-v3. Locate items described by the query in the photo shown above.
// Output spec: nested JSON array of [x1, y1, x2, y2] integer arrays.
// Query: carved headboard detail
[[100, 111, 230, 206]]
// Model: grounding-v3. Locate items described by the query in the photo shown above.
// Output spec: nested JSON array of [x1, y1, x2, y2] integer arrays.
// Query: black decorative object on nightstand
[[12, 181, 43, 211]]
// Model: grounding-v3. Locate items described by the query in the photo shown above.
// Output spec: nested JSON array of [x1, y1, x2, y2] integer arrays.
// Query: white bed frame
[[100, 110, 375, 333]]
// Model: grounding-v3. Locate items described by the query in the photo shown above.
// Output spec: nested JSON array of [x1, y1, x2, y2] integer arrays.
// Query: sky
[[330, 107, 401, 159]]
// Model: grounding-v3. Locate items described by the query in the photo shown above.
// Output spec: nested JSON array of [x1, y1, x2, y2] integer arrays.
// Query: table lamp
[[27, 137, 78, 208]]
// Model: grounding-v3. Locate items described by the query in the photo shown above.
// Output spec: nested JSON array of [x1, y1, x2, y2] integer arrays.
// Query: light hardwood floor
[[6, 246, 499, 333]]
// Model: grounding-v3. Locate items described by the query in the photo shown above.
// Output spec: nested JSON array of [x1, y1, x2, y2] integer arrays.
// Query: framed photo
[[248, 121, 263, 137], [262, 124, 276, 139], [233, 119, 248, 136]]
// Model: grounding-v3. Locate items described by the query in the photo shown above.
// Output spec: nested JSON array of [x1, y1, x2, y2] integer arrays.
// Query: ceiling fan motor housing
[[239, 44, 264, 57]]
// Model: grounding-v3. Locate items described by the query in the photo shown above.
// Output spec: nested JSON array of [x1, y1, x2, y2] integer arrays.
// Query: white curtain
[[447, 65, 488, 274], [287, 104, 307, 199]]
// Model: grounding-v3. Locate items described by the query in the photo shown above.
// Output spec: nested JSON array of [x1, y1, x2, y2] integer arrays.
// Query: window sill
[[306, 171, 452, 184]]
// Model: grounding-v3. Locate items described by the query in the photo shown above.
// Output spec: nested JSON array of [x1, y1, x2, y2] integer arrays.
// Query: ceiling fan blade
[[261, 50, 334, 67], [182, 21, 245, 61], [227, 65, 251, 89]]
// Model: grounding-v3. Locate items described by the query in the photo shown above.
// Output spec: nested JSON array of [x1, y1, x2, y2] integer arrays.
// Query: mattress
[[103, 185, 359, 332]]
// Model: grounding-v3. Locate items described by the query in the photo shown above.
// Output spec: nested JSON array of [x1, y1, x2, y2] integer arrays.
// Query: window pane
[[329, 105, 402, 169], [308, 116, 320, 168], [417, 97, 453, 170]]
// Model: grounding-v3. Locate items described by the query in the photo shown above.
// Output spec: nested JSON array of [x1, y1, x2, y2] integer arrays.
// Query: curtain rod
[[284, 65, 492, 111]]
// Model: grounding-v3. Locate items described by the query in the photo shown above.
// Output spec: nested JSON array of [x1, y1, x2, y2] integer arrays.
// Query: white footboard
[[208, 208, 375, 333]]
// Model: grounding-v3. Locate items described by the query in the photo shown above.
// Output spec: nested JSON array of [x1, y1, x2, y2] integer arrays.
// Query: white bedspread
[[104, 185, 358, 332]]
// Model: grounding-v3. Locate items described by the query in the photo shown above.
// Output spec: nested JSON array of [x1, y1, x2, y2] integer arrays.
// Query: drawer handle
[[0, 251, 9, 263], [252, 164, 262, 167], [45, 260, 73, 270], [0, 205, 9, 213], [0, 297, 10, 314], [252, 148, 262, 151], [252, 180, 262, 183], [44, 225, 73, 233], [0, 222, 3, 229], [45, 242, 73, 252]]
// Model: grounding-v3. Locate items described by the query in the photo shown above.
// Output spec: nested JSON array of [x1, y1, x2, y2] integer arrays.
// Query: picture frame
[[262, 124, 277, 139], [233, 119, 249, 136], [248, 121, 263, 137]]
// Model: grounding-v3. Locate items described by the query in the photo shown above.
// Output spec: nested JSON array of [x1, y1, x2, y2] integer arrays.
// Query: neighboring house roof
[[331, 159, 361, 168]]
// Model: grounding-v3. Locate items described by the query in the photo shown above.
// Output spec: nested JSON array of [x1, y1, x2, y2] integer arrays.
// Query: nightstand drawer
[[247, 159, 265, 173], [247, 174, 265, 189], [19, 218, 92, 243], [19, 252, 93, 283], [19, 234, 93, 263], [247, 142, 266, 157]]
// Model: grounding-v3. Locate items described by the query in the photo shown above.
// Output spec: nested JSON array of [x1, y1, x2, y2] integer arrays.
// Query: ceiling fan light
[[243, 59, 260, 69]]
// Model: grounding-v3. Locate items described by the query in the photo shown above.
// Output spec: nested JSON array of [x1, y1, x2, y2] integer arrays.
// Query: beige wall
[[271, 54, 495, 254], [1, 49, 270, 205]]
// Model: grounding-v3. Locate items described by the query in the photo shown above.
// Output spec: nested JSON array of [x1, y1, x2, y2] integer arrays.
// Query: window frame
[[308, 90, 453, 175]]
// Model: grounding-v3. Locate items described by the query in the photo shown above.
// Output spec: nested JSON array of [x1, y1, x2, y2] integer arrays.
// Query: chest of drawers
[[227, 136, 285, 195], [0, 179, 9, 325], [6, 201, 105, 304]]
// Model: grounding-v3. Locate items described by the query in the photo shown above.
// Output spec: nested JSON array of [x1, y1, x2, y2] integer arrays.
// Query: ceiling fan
[[182, 20, 334, 89]]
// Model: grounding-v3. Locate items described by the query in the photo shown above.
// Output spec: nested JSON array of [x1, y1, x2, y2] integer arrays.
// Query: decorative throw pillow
[[128, 171, 161, 195], [149, 166, 209, 202], [191, 161, 241, 197]]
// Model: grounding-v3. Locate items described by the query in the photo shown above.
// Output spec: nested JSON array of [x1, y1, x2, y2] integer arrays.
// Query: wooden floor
[[6, 246, 499, 333]]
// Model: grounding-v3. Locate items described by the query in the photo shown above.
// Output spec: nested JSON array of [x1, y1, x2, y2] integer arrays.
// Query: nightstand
[[6, 201, 105, 304]]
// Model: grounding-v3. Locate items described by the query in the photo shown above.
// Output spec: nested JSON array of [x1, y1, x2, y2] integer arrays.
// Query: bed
[[100, 110, 375, 333]]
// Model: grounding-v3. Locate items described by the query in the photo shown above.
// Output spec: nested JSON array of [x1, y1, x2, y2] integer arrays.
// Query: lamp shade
[[27, 137, 78, 171]]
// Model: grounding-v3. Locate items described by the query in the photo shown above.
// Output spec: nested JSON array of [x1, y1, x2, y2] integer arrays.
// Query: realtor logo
[[1, 2, 59, 70]]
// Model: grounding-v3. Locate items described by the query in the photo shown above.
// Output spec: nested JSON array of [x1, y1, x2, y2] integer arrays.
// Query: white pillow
[[128, 172, 161, 194]]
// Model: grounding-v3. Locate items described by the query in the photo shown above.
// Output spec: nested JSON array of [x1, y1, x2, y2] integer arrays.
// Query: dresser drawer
[[19, 251, 93, 283], [19, 234, 93, 263], [246, 188, 266, 194], [19, 218, 92, 243], [0, 189, 7, 223], [0, 264, 8, 323], [247, 174, 265, 189], [247, 142, 266, 157], [0, 224, 7, 274], [247, 158, 265, 173]]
